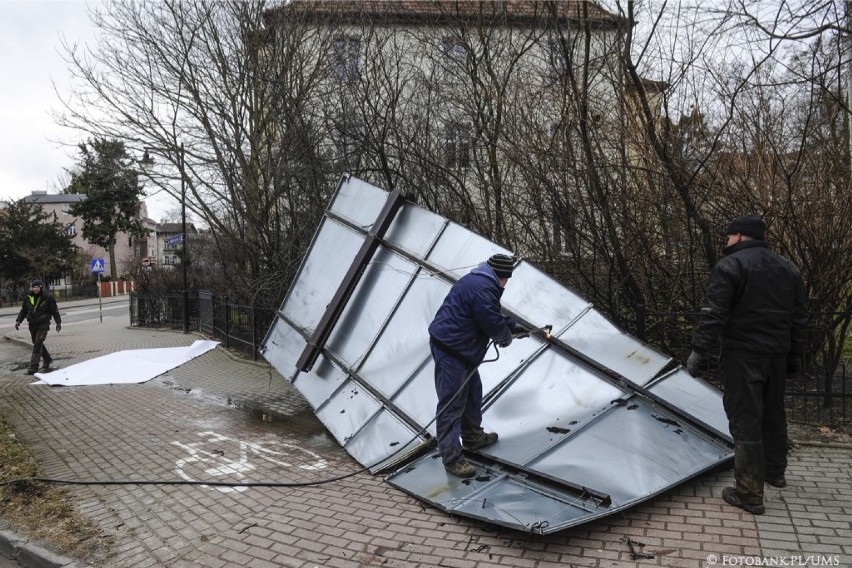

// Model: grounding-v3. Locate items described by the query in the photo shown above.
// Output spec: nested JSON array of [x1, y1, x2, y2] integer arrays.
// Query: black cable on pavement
[[1, 340, 512, 490]]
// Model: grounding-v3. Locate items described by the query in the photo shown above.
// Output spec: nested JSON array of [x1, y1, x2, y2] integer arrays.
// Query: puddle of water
[[152, 377, 338, 451], [226, 398, 337, 450]]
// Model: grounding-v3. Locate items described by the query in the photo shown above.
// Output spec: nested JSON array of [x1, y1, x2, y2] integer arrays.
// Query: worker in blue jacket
[[428, 254, 518, 478]]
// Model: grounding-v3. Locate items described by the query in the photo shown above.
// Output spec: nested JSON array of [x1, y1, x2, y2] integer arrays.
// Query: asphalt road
[[0, 298, 129, 333]]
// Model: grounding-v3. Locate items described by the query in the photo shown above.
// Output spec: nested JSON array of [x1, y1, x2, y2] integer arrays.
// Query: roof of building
[[266, 0, 620, 28], [157, 222, 197, 234], [22, 192, 86, 204]]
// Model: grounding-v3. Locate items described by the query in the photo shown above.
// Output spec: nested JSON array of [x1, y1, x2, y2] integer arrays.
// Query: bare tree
[[57, 0, 331, 302]]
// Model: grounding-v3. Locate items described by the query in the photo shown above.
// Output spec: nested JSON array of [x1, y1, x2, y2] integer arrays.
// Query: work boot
[[444, 459, 476, 478], [766, 476, 787, 488], [733, 441, 765, 506], [25, 368, 37, 376], [723, 487, 765, 514], [41, 358, 53, 371], [462, 431, 499, 451]]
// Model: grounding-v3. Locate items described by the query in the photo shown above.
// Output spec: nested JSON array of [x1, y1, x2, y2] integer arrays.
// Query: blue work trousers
[[431, 345, 485, 465]]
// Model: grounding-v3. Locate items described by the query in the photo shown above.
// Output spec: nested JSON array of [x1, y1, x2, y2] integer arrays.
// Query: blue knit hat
[[31, 279, 43, 287]]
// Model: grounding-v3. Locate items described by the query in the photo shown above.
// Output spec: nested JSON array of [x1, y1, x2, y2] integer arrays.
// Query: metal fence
[[130, 291, 276, 361], [637, 309, 852, 429], [130, 292, 851, 428]]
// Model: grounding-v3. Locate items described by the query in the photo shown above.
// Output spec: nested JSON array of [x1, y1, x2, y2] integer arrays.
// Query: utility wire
[[1, 338, 533, 490]]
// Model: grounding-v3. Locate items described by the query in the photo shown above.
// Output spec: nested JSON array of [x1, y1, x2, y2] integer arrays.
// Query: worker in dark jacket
[[15, 279, 62, 375], [428, 254, 519, 478], [687, 215, 808, 515]]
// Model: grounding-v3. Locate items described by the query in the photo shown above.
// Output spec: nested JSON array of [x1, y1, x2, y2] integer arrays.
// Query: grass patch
[[0, 415, 113, 563]]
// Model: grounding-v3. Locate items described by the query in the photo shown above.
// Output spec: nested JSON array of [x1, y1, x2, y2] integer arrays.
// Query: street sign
[[91, 258, 105, 273], [166, 234, 184, 245]]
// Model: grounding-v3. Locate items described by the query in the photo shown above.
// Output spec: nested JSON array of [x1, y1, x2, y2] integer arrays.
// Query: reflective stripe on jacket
[[17, 292, 61, 331]]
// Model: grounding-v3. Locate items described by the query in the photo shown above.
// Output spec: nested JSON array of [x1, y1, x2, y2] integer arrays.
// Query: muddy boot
[[730, 441, 765, 511], [723, 487, 765, 515], [766, 476, 787, 488], [29, 353, 42, 375], [764, 433, 788, 488], [444, 459, 476, 478], [462, 431, 498, 450]]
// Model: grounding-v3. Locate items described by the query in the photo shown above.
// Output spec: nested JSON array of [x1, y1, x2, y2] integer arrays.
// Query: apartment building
[[22, 191, 157, 284]]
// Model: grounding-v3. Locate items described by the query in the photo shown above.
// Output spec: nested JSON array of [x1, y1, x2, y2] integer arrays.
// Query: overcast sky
[[0, 0, 172, 220]]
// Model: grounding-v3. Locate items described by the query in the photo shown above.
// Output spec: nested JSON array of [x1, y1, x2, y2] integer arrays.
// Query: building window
[[441, 36, 468, 77], [64, 224, 77, 237], [332, 36, 362, 82], [546, 38, 568, 82], [443, 122, 472, 169]]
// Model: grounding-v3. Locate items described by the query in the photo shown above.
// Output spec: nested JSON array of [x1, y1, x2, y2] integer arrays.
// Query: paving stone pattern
[[0, 303, 850, 567]]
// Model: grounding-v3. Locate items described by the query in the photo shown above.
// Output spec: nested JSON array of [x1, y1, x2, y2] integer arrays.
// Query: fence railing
[[130, 292, 851, 428], [130, 291, 275, 361]]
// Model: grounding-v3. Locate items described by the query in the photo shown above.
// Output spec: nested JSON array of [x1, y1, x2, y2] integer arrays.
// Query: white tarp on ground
[[33, 340, 219, 386]]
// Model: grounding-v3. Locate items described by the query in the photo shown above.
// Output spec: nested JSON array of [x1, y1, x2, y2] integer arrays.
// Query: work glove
[[686, 350, 705, 375], [786, 355, 802, 376], [55, 323, 61, 333], [514, 325, 531, 339], [498, 335, 513, 348], [14, 322, 20, 331]]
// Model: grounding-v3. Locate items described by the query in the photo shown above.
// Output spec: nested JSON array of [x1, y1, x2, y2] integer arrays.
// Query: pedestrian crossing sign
[[91, 258, 105, 273]]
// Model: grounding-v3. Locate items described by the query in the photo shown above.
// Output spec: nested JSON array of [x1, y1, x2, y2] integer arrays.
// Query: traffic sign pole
[[91, 258, 105, 323]]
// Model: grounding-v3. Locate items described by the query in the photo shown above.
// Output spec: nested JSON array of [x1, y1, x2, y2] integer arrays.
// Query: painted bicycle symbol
[[172, 431, 328, 493]]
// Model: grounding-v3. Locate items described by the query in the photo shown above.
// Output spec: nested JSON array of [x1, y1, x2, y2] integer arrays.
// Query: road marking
[[172, 431, 328, 493]]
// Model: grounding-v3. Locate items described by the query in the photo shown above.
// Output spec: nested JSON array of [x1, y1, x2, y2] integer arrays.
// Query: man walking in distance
[[15, 279, 62, 375], [687, 215, 808, 515], [428, 254, 519, 478]]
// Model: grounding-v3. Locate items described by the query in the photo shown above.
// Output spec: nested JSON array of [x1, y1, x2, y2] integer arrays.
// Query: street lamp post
[[140, 143, 190, 334]]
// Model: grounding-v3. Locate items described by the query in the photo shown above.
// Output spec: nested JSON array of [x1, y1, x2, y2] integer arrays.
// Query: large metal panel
[[383, 203, 448, 259], [500, 262, 590, 332], [262, 176, 734, 535], [478, 348, 624, 464], [290, 358, 349, 410], [558, 309, 671, 386], [426, 222, 511, 280], [346, 409, 425, 472], [647, 368, 731, 439], [280, 219, 364, 331], [262, 320, 307, 382], [328, 175, 390, 226], [528, 400, 730, 507], [325, 248, 416, 368]]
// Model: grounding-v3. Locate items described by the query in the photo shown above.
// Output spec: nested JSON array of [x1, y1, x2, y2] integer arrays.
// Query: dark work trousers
[[721, 353, 788, 505], [431, 345, 486, 466], [28, 328, 51, 371]]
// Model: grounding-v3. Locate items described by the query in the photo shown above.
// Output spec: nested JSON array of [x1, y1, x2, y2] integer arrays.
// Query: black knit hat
[[487, 254, 517, 279], [725, 214, 766, 240], [31, 279, 43, 287]]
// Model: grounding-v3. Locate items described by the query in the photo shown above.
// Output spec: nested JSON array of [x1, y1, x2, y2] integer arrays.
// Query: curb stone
[[0, 530, 90, 568]]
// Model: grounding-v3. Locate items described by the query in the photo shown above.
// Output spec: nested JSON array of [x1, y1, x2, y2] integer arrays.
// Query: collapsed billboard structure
[[261, 175, 733, 534]]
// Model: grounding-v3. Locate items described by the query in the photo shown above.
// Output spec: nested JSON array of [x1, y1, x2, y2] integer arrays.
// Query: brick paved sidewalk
[[1, 311, 850, 567]]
